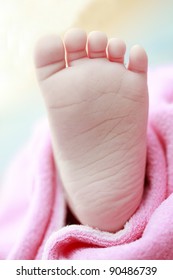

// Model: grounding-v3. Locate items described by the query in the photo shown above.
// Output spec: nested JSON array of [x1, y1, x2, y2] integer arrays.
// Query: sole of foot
[[34, 29, 148, 233]]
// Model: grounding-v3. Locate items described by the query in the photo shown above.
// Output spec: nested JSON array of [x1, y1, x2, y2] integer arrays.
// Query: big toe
[[34, 34, 66, 81]]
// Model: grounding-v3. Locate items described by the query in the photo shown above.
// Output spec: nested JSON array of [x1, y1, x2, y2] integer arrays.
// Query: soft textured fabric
[[0, 65, 173, 260]]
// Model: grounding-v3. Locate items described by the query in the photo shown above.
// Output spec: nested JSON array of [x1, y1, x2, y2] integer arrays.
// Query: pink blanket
[[0, 65, 173, 260]]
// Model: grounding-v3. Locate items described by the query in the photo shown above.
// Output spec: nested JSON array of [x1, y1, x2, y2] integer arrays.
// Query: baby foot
[[34, 29, 148, 233]]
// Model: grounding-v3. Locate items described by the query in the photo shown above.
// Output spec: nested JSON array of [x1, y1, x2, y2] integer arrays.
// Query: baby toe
[[128, 45, 148, 73]]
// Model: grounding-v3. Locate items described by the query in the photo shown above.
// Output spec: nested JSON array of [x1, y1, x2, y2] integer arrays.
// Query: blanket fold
[[0, 65, 173, 259]]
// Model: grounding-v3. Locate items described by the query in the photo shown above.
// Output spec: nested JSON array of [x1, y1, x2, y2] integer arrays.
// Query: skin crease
[[34, 29, 148, 232]]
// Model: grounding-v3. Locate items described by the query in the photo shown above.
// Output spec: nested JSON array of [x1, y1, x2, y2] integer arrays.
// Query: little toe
[[107, 38, 126, 63], [87, 31, 108, 59], [64, 28, 87, 65], [128, 45, 148, 73], [34, 35, 66, 81]]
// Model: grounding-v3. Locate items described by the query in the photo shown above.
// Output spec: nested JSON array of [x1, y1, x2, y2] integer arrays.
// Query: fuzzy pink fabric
[[0, 65, 173, 260]]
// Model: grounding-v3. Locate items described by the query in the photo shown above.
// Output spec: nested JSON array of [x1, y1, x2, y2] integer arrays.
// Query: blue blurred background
[[1, 0, 173, 181]]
